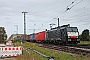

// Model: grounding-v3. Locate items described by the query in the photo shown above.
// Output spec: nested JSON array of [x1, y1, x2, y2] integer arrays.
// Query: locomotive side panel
[[46, 29, 63, 44]]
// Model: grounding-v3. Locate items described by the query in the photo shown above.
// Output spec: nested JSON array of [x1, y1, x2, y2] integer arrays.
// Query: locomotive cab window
[[66, 27, 78, 32]]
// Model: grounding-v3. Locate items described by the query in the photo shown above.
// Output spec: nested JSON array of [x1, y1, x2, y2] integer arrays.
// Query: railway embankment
[[14, 41, 90, 60]]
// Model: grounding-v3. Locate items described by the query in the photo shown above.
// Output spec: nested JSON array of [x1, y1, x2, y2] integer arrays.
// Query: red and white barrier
[[0, 46, 22, 57]]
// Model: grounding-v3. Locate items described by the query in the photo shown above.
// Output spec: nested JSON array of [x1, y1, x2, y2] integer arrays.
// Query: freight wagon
[[39, 31, 46, 41], [35, 33, 39, 41], [26, 35, 30, 42], [30, 34, 35, 41], [35, 31, 46, 42]]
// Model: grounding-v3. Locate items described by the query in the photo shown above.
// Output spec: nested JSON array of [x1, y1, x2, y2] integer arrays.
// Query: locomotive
[[46, 24, 80, 44]]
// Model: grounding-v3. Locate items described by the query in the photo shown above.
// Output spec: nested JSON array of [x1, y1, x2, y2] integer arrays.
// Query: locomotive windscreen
[[66, 27, 78, 32]]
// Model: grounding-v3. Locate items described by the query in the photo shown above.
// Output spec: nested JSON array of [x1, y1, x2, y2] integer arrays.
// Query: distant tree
[[0, 27, 7, 43], [80, 29, 89, 41]]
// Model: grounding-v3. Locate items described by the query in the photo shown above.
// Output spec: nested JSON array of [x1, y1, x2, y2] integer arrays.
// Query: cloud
[[0, 0, 90, 37]]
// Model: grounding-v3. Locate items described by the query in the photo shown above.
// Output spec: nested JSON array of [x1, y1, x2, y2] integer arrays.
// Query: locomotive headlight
[[68, 36, 70, 38], [76, 36, 78, 38], [68, 39, 71, 41]]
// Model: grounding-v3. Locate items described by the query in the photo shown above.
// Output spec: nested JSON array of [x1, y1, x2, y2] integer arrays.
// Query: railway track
[[67, 44, 90, 49], [39, 44, 90, 55]]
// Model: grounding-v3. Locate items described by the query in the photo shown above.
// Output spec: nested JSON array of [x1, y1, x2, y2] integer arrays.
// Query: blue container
[[30, 34, 35, 40], [22, 35, 26, 40]]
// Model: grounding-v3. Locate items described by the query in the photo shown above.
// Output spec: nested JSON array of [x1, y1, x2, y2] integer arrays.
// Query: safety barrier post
[[0, 47, 2, 58], [18, 46, 22, 55]]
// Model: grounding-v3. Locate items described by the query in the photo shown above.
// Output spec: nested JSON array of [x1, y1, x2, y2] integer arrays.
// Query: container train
[[18, 24, 80, 44]]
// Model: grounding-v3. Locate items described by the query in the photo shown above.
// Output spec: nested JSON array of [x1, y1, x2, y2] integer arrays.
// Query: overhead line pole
[[22, 11, 28, 46], [58, 18, 59, 27], [22, 11, 28, 36]]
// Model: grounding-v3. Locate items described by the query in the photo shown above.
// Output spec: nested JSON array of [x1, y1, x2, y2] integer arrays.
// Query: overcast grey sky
[[0, 0, 90, 37]]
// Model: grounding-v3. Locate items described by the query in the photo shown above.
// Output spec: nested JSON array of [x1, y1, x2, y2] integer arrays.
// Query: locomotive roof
[[47, 24, 78, 32], [47, 26, 78, 32]]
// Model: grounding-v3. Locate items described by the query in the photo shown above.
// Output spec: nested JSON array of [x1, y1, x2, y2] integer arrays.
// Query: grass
[[15, 41, 90, 60], [80, 41, 90, 44]]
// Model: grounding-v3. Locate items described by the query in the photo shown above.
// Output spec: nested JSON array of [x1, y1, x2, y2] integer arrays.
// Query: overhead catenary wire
[[61, 4, 90, 25], [66, 0, 84, 11], [59, 0, 90, 26], [60, 0, 88, 20], [63, 10, 90, 21], [43, 0, 78, 23], [69, 17, 90, 23], [56, 0, 77, 17], [36, 0, 77, 29], [37, 0, 84, 30], [65, 13, 90, 25]]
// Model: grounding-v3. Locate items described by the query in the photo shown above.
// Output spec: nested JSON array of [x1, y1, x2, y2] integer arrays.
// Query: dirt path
[[0, 57, 18, 60]]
